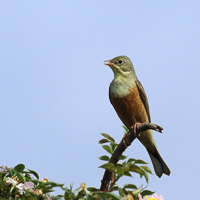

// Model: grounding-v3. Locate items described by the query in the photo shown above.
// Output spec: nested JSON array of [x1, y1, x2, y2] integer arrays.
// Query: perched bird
[[105, 55, 170, 177]]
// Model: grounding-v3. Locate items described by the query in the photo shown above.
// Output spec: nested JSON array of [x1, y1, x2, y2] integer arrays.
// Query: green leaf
[[115, 165, 124, 175], [110, 142, 118, 151], [51, 195, 64, 199], [16, 172, 26, 183], [142, 170, 149, 183], [115, 163, 123, 168], [14, 164, 25, 172], [10, 186, 15, 193], [134, 159, 148, 164], [140, 190, 155, 197], [121, 161, 127, 166], [96, 192, 108, 200], [85, 194, 96, 200], [42, 181, 64, 188], [10, 169, 16, 176], [123, 171, 132, 177], [129, 164, 149, 183], [119, 155, 127, 160], [129, 164, 143, 174], [99, 139, 109, 144], [127, 158, 136, 163], [99, 155, 110, 161], [76, 189, 86, 199], [27, 169, 39, 179], [64, 189, 76, 199], [103, 192, 121, 200], [140, 166, 153, 174], [97, 192, 121, 199], [123, 184, 137, 190], [122, 125, 129, 134], [132, 189, 142, 199], [101, 133, 115, 142], [87, 187, 99, 192], [99, 163, 115, 172], [102, 145, 113, 154], [118, 188, 124, 196], [109, 186, 118, 191]]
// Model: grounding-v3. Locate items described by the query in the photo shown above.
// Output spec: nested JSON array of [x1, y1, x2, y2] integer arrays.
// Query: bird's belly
[[110, 85, 149, 130]]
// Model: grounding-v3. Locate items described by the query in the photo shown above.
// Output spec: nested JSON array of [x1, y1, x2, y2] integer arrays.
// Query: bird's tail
[[147, 146, 171, 178]]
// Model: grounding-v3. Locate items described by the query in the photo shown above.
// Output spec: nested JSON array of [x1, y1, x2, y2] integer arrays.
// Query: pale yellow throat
[[109, 76, 136, 98]]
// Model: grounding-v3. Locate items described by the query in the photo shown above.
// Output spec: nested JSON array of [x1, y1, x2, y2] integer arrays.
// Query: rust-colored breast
[[109, 84, 149, 130]]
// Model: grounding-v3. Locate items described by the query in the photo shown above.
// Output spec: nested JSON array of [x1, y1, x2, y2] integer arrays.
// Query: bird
[[104, 55, 170, 177]]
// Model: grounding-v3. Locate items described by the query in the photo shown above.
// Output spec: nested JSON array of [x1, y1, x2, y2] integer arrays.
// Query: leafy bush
[[0, 132, 164, 199]]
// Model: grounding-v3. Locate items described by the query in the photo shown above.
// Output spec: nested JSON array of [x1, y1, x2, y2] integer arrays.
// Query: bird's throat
[[109, 77, 136, 98]]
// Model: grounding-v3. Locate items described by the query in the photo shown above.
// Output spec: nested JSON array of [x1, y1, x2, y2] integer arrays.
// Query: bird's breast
[[109, 77, 135, 98], [109, 81, 149, 129]]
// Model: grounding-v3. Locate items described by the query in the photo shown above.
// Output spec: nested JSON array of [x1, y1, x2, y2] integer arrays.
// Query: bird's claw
[[131, 122, 141, 137]]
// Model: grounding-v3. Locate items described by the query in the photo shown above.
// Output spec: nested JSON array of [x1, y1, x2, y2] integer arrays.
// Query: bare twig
[[100, 122, 163, 192]]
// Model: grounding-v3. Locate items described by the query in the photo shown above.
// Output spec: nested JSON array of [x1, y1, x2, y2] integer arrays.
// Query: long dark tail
[[147, 146, 171, 178]]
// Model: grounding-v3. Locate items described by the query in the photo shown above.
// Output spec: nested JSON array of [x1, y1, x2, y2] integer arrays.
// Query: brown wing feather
[[136, 80, 151, 122]]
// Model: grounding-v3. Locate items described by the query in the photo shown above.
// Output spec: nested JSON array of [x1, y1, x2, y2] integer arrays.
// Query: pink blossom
[[16, 181, 34, 192], [151, 193, 164, 200], [138, 193, 147, 200], [138, 193, 164, 200], [0, 165, 7, 172], [24, 181, 34, 189]]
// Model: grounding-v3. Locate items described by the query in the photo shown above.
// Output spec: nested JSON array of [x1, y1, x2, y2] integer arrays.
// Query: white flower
[[5, 177, 18, 186]]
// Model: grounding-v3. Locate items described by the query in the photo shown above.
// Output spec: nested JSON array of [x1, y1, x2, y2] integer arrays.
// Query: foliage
[[0, 164, 63, 200], [98, 132, 155, 199], [0, 131, 164, 199]]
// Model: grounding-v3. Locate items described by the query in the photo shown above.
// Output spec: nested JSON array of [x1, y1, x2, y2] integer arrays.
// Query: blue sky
[[1, 1, 200, 199]]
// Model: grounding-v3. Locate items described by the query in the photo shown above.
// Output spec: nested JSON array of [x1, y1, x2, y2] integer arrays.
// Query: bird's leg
[[131, 122, 142, 137], [122, 122, 141, 147]]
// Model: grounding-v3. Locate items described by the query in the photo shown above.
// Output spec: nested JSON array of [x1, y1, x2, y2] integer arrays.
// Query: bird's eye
[[118, 59, 123, 65]]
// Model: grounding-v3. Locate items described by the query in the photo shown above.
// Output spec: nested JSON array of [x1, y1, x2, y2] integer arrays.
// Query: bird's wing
[[135, 80, 151, 122]]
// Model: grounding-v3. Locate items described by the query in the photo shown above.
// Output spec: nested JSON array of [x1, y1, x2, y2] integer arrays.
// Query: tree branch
[[100, 122, 163, 192]]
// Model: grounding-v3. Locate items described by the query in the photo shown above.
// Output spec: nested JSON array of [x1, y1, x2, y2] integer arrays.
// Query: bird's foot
[[131, 122, 142, 137], [122, 122, 142, 147]]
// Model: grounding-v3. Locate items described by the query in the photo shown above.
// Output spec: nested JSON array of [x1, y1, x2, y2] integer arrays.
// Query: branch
[[100, 122, 163, 192]]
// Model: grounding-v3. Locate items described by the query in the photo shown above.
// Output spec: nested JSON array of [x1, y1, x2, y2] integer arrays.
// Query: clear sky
[[1, 1, 200, 199]]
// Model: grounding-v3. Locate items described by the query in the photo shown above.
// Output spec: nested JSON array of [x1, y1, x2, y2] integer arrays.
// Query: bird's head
[[104, 56, 136, 78]]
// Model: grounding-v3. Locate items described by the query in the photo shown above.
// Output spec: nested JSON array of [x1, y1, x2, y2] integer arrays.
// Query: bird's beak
[[104, 60, 114, 66]]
